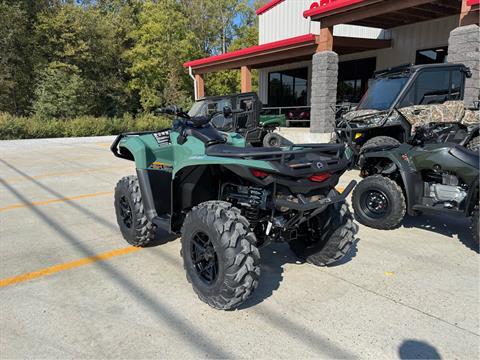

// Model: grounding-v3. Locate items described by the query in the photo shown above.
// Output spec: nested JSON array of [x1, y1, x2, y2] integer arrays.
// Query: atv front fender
[[111, 133, 157, 169], [360, 149, 419, 216]]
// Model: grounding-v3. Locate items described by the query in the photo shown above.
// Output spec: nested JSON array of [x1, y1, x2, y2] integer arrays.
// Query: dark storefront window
[[415, 46, 448, 65], [268, 68, 308, 107], [338, 57, 376, 103]]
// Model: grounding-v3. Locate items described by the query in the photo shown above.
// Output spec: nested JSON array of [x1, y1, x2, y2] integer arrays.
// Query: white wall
[[259, 0, 320, 44], [258, 0, 389, 44], [339, 16, 459, 71]]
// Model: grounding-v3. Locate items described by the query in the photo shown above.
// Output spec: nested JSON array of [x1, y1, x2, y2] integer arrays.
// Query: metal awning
[[184, 34, 391, 74], [304, 0, 462, 28]]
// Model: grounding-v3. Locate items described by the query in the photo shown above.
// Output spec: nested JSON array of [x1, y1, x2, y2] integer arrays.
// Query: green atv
[[111, 106, 358, 310], [351, 124, 479, 248]]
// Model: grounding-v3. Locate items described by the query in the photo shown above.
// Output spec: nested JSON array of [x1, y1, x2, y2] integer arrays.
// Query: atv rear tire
[[114, 176, 156, 246], [466, 136, 480, 152], [289, 200, 358, 266], [361, 136, 400, 153], [263, 132, 293, 147], [472, 208, 479, 248], [352, 175, 406, 230], [181, 201, 260, 310]]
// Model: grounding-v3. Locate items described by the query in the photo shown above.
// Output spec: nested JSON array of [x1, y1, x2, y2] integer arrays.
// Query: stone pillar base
[[277, 128, 333, 144], [310, 51, 339, 134], [448, 24, 480, 107]]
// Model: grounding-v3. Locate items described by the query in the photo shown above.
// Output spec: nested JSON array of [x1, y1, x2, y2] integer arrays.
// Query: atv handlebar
[[156, 106, 223, 128]]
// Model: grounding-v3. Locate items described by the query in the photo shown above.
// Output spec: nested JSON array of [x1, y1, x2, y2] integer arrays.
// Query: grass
[[0, 113, 172, 140]]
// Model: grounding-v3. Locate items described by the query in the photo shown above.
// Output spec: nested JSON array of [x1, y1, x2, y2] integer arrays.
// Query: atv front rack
[[111, 129, 171, 160]]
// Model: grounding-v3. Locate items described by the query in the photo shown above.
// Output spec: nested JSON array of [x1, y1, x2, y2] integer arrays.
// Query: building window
[[268, 68, 308, 107], [415, 46, 448, 65], [338, 57, 376, 103]]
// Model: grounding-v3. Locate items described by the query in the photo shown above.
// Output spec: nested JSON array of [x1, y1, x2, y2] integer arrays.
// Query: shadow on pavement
[[238, 243, 295, 309], [398, 339, 441, 359], [402, 213, 478, 253], [0, 174, 231, 358]]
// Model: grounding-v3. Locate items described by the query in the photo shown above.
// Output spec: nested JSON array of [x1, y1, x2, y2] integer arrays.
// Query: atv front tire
[[352, 175, 406, 230], [181, 201, 260, 310], [114, 176, 156, 246], [289, 200, 357, 266], [361, 136, 400, 153]]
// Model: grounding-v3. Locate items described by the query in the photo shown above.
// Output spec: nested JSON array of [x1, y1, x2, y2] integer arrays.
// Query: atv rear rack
[[206, 143, 344, 165]]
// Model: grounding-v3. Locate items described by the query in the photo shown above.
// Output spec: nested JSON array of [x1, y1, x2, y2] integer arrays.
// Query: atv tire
[[472, 208, 479, 248], [263, 132, 293, 147], [352, 175, 406, 230], [466, 136, 480, 152], [114, 176, 156, 246], [181, 201, 260, 310], [289, 200, 357, 266], [361, 136, 400, 153]]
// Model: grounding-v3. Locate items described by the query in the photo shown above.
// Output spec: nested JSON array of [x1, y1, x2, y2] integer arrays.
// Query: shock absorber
[[245, 207, 260, 227]]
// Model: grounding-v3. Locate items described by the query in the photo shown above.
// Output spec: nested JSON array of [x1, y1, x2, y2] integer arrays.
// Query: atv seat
[[449, 145, 479, 169], [186, 125, 227, 146], [206, 144, 281, 158]]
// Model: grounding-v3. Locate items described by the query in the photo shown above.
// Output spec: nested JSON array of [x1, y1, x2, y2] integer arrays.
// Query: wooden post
[[316, 27, 334, 53], [459, 0, 479, 26], [195, 74, 205, 99], [241, 66, 252, 93]]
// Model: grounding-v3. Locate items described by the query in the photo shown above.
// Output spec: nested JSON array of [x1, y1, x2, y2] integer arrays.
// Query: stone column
[[310, 51, 338, 140], [447, 24, 480, 107]]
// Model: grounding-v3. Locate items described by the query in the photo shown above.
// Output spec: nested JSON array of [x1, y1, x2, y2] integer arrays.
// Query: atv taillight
[[308, 172, 331, 182], [251, 169, 269, 179]]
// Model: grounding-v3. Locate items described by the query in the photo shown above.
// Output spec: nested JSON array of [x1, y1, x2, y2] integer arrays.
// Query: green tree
[[0, 3, 34, 114], [33, 62, 90, 119], [125, 0, 192, 110], [34, 3, 136, 116], [204, 0, 261, 96]]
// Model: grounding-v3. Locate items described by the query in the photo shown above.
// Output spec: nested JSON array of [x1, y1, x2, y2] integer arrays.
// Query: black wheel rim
[[360, 190, 390, 219], [190, 231, 218, 285], [269, 138, 278, 146], [119, 196, 133, 228]]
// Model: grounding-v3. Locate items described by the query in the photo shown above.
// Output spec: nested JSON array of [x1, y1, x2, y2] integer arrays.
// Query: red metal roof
[[303, 0, 366, 18], [256, 0, 285, 15], [183, 34, 317, 69]]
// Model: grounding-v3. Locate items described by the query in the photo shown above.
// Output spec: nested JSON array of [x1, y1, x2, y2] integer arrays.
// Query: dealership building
[[184, 0, 480, 140]]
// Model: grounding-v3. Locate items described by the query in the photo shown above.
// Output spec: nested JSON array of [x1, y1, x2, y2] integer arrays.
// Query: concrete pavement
[[0, 136, 478, 359]]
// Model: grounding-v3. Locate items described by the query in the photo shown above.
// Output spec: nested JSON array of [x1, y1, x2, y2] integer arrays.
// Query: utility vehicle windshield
[[357, 76, 408, 110], [188, 98, 233, 117]]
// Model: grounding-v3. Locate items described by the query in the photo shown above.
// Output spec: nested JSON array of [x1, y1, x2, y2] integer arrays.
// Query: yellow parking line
[[336, 186, 345, 193], [0, 246, 140, 288], [0, 191, 113, 212], [3, 165, 130, 184]]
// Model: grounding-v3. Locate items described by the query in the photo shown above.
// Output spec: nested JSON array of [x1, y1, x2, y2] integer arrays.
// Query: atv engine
[[424, 173, 467, 208]]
